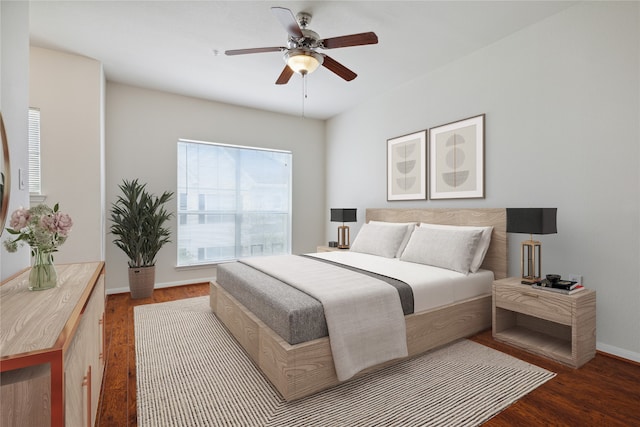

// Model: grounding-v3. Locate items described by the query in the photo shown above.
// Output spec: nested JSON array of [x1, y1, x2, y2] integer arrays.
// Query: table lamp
[[330, 208, 357, 249], [506, 208, 557, 284]]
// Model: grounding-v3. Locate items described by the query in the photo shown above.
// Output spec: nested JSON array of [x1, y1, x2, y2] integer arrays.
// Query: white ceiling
[[29, 1, 576, 120]]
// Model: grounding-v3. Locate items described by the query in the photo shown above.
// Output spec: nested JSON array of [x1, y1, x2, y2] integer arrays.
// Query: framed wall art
[[387, 130, 427, 201], [429, 114, 485, 200]]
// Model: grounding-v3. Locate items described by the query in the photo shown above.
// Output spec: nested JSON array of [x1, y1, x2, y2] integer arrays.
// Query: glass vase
[[29, 249, 57, 291]]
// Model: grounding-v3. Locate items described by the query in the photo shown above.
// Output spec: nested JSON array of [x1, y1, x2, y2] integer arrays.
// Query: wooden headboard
[[366, 208, 508, 280]]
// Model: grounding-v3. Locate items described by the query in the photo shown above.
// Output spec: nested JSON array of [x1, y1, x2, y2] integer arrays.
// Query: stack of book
[[532, 280, 585, 294]]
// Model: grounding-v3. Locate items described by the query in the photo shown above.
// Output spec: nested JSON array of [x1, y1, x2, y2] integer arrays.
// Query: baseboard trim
[[597, 342, 640, 365], [106, 279, 213, 295]]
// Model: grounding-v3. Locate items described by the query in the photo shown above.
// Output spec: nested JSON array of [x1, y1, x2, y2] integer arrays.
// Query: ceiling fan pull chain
[[301, 74, 307, 118]]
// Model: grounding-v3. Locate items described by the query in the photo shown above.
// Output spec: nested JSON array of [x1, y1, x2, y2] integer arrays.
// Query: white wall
[[326, 2, 640, 361], [0, 1, 30, 281], [105, 83, 325, 293], [8, 0, 637, 362], [29, 47, 105, 264]]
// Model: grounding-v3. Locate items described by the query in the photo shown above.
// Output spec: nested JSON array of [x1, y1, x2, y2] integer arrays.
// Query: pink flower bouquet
[[3, 203, 73, 255]]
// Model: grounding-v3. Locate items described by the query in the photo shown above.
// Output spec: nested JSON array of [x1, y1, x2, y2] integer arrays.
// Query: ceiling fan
[[225, 7, 378, 85]]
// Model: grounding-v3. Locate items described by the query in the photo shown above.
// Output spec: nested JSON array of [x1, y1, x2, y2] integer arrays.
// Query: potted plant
[[110, 179, 173, 299]]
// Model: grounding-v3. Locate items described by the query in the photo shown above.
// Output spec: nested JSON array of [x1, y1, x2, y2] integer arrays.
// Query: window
[[177, 139, 292, 266], [28, 108, 42, 194]]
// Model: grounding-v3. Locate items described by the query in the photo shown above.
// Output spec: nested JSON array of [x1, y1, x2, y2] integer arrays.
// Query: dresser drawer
[[493, 283, 573, 325]]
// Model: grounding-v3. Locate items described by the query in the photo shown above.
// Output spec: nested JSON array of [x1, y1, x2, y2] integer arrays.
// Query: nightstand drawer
[[316, 245, 342, 252], [494, 283, 572, 325]]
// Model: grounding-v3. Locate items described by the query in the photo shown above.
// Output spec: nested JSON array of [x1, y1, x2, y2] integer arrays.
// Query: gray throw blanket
[[242, 255, 408, 381]]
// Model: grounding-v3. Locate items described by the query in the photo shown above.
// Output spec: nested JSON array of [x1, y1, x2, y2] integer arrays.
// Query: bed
[[210, 208, 507, 400]]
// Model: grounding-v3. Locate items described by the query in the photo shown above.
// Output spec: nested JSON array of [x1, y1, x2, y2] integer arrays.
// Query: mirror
[[0, 112, 10, 233]]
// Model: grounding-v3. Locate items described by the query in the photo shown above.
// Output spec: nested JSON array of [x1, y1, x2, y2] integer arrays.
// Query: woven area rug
[[135, 296, 555, 427]]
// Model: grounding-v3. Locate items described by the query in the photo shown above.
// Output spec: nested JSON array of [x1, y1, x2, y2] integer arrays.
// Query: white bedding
[[308, 251, 494, 313], [242, 255, 408, 381]]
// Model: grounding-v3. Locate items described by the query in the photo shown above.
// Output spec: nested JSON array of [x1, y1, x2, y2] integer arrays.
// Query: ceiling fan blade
[[321, 32, 379, 49], [225, 47, 284, 56], [275, 65, 294, 85], [321, 55, 357, 81], [271, 7, 303, 38]]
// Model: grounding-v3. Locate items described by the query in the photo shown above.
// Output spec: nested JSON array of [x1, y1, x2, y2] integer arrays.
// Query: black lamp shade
[[506, 208, 557, 235], [330, 208, 357, 223]]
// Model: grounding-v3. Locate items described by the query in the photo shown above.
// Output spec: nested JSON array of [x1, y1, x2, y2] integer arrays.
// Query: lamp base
[[520, 239, 542, 282], [337, 225, 350, 249]]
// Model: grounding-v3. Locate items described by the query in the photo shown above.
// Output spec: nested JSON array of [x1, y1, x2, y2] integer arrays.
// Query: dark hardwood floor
[[97, 284, 640, 426], [97, 282, 211, 426]]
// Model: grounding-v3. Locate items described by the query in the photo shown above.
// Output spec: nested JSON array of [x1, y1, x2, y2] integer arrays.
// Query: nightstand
[[316, 245, 345, 252], [492, 277, 596, 368]]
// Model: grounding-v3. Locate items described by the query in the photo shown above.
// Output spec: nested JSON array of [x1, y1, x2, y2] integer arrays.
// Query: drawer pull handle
[[82, 366, 92, 427], [523, 292, 539, 298]]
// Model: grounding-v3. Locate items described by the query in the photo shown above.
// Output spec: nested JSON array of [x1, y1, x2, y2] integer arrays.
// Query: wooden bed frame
[[210, 208, 507, 401]]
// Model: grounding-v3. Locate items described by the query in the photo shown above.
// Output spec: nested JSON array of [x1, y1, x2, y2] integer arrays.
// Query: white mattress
[[308, 251, 494, 313]]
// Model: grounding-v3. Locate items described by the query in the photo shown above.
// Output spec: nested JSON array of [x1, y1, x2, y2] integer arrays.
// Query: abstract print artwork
[[387, 130, 427, 201], [429, 115, 485, 199]]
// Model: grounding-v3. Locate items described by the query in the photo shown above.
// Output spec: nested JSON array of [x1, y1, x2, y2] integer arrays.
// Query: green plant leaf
[[109, 178, 174, 268]]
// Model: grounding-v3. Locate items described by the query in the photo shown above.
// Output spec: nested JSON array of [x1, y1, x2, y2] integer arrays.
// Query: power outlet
[[567, 274, 583, 284]]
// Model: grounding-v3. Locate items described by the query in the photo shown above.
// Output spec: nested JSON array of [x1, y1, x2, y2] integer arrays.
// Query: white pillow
[[400, 226, 483, 274], [369, 220, 417, 258], [419, 223, 493, 273], [350, 222, 411, 258]]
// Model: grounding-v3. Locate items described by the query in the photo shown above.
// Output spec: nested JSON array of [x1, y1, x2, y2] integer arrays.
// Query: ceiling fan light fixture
[[285, 49, 324, 75]]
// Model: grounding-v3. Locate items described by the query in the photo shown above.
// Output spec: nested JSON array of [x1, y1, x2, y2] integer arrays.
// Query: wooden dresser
[[1, 262, 106, 427]]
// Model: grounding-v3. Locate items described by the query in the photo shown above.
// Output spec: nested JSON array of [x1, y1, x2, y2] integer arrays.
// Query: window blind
[[177, 139, 292, 266], [28, 108, 41, 194]]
